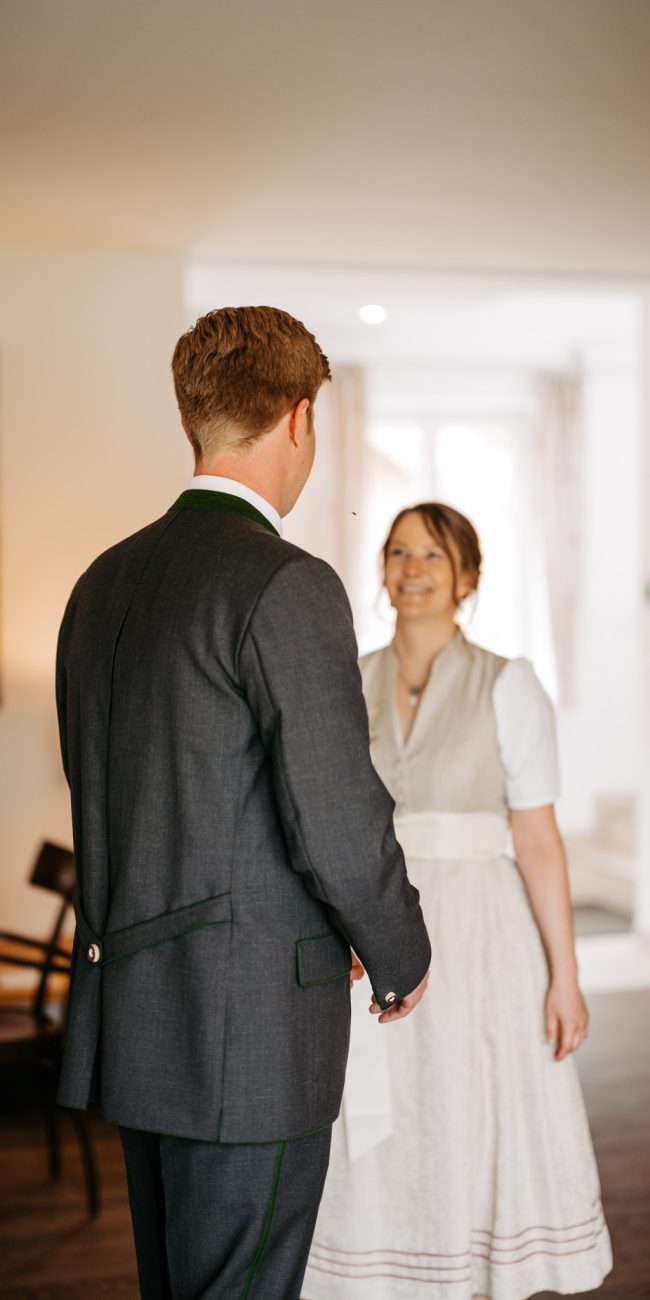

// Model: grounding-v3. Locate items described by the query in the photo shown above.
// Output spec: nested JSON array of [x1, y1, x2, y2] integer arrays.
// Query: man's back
[[57, 500, 430, 1142]]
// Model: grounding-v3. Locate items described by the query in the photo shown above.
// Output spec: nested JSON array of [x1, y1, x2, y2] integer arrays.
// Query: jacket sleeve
[[238, 551, 431, 1009], [55, 600, 72, 786]]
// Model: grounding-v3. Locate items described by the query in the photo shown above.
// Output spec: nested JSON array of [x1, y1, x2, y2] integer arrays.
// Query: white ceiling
[[2, 0, 650, 273], [187, 261, 642, 369]]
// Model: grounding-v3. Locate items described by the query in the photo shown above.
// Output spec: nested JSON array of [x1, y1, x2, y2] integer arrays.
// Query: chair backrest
[[29, 842, 76, 1022], [30, 842, 76, 900]]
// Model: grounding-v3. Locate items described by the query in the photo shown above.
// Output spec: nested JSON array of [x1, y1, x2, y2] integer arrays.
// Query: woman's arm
[[510, 805, 589, 1062]]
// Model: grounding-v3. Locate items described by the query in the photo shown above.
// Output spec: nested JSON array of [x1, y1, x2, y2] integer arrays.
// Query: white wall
[[0, 251, 186, 940]]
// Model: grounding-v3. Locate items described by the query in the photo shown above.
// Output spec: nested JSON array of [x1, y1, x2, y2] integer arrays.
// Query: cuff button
[[87, 943, 101, 964], [385, 991, 397, 1004]]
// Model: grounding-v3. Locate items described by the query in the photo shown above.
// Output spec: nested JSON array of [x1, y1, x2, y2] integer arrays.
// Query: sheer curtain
[[284, 364, 367, 611], [534, 368, 584, 707], [287, 362, 584, 704]]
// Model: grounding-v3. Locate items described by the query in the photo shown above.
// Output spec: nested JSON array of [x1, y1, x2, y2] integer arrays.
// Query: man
[[56, 306, 431, 1299]]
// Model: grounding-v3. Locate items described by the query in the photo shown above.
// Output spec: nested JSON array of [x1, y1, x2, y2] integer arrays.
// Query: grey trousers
[[119, 1124, 332, 1300]]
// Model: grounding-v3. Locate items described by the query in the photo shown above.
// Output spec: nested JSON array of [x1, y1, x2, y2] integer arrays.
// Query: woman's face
[[384, 511, 471, 621]]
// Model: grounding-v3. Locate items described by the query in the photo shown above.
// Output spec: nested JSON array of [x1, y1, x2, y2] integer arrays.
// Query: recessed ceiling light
[[359, 304, 387, 325]]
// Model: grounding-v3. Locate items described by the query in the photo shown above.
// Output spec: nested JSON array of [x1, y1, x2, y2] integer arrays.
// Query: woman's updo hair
[[382, 503, 482, 606]]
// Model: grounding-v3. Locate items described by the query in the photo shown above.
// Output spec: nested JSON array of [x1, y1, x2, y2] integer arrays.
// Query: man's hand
[[369, 970, 430, 1024], [349, 951, 365, 988]]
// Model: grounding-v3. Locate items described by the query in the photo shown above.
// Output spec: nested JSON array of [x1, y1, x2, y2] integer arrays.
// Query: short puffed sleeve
[[493, 658, 561, 810]]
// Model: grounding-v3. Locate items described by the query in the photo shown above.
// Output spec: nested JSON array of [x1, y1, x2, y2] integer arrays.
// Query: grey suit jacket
[[56, 491, 431, 1143]]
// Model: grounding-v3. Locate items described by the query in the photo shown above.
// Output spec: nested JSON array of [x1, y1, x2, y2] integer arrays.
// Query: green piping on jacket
[[170, 489, 280, 536]]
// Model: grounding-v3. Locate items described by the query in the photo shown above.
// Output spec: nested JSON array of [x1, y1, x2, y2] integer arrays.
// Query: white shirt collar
[[188, 475, 282, 536]]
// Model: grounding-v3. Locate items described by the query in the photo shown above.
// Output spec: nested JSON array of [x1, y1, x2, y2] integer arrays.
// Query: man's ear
[[180, 417, 196, 450], [179, 417, 203, 470], [288, 398, 310, 447]]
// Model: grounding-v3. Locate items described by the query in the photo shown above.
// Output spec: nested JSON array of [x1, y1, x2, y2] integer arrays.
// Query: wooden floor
[[0, 991, 648, 1299]]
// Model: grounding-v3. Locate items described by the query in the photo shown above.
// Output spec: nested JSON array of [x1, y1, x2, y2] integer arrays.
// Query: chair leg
[[70, 1109, 101, 1217], [43, 1102, 61, 1180]]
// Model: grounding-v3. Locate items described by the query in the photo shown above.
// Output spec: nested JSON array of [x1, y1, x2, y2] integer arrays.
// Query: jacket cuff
[[370, 945, 431, 1011]]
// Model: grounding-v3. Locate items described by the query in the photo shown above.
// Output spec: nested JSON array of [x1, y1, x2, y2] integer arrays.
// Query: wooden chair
[[0, 841, 100, 1215]]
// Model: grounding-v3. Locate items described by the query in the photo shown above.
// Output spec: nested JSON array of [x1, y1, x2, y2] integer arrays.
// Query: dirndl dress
[[303, 634, 612, 1299]]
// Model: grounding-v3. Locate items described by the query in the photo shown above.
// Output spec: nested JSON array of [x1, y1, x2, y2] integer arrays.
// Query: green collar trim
[[169, 489, 280, 537]]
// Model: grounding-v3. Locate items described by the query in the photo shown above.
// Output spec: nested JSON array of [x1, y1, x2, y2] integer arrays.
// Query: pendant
[[407, 686, 420, 707]]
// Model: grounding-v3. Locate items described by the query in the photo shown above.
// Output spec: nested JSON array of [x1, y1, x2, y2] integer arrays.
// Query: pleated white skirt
[[303, 814, 612, 1300]]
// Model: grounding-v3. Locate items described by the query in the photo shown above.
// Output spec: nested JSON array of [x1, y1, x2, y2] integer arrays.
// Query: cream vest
[[360, 630, 508, 817]]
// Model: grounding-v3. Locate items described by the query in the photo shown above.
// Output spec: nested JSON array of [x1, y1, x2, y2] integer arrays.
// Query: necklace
[[395, 630, 457, 709], [398, 671, 427, 707]]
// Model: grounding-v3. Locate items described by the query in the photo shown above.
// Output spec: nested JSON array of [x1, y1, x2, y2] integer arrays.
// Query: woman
[[303, 503, 612, 1300]]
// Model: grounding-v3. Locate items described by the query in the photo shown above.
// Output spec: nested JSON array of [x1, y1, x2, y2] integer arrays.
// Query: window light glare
[[358, 304, 387, 325]]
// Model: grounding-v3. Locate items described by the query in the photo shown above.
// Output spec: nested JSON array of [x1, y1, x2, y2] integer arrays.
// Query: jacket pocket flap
[[296, 932, 352, 988]]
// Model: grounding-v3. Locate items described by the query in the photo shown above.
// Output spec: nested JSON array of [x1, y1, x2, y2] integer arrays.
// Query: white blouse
[[493, 658, 561, 810]]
